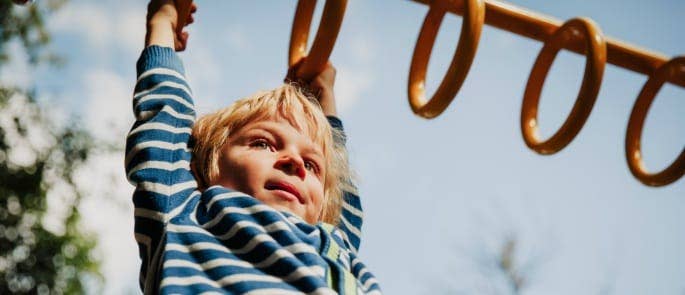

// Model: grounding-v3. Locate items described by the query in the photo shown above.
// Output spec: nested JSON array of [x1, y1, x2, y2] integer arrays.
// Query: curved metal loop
[[625, 56, 685, 187], [520, 17, 607, 154], [288, 0, 348, 81], [408, 0, 485, 119]]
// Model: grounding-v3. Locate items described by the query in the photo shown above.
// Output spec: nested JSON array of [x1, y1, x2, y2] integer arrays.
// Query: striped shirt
[[126, 46, 381, 294]]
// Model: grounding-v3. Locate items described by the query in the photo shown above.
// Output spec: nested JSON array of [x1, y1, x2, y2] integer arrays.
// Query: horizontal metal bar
[[409, 0, 684, 87]]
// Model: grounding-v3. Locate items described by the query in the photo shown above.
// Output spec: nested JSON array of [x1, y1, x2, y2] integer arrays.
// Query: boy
[[126, 0, 381, 293]]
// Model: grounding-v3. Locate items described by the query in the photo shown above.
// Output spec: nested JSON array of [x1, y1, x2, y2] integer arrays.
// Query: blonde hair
[[191, 83, 351, 225]]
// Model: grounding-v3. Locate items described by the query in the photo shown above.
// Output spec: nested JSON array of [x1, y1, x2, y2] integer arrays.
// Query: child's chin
[[267, 203, 315, 223], [268, 203, 298, 217]]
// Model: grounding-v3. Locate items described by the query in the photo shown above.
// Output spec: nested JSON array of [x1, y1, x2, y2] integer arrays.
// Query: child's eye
[[250, 139, 273, 151], [304, 160, 319, 174]]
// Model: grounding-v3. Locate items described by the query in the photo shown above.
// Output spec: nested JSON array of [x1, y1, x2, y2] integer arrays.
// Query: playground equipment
[[13, 0, 683, 187], [285, 0, 683, 187], [405, 0, 684, 187]]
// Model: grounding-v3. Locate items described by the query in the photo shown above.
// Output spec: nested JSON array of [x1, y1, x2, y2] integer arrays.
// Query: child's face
[[214, 116, 326, 223]]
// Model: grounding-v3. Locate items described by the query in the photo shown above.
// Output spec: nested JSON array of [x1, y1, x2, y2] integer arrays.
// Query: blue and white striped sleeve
[[125, 45, 197, 286], [326, 116, 365, 254]]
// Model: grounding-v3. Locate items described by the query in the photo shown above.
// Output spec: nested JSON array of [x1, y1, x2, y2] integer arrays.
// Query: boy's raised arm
[[308, 62, 338, 116], [126, 2, 197, 289]]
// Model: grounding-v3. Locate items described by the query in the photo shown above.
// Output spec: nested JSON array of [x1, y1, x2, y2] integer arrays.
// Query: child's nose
[[275, 155, 306, 180]]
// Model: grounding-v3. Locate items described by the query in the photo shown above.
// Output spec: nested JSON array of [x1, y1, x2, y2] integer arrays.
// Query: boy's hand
[[145, 0, 196, 51], [286, 60, 338, 116]]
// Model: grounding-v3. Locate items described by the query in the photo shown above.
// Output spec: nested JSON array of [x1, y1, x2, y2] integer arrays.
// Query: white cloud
[[76, 151, 139, 295], [50, 4, 111, 50], [184, 36, 223, 115], [114, 7, 147, 55], [349, 34, 377, 64], [48, 3, 144, 290], [76, 67, 139, 293], [335, 66, 374, 113], [82, 69, 134, 142], [334, 32, 378, 113], [49, 1, 145, 55], [224, 24, 252, 51]]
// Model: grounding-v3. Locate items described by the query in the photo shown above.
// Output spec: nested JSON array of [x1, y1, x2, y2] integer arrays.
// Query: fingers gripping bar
[[176, 0, 194, 35], [289, 0, 348, 81]]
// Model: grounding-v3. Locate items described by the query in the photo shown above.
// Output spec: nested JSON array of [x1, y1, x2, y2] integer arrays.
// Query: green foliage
[[0, 0, 102, 293], [0, 0, 66, 66]]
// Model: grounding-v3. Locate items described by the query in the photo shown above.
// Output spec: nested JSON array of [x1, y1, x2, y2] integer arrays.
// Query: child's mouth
[[265, 181, 303, 204]]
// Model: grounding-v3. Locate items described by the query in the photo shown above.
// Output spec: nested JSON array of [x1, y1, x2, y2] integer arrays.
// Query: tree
[[0, 0, 102, 293]]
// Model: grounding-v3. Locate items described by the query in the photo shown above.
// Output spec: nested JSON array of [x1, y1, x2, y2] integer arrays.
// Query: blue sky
[[5, 0, 683, 294]]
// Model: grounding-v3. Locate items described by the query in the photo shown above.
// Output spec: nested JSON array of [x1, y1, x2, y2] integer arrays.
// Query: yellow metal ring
[[408, 0, 485, 119], [288, 0, 348, 81], [521, 18, 606, 154], [625, 56, 685, 187]]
